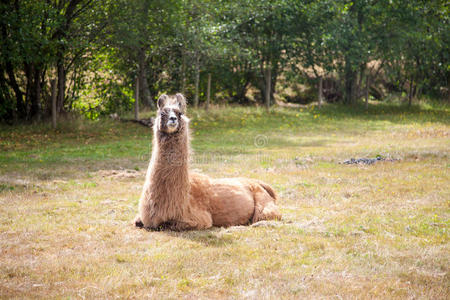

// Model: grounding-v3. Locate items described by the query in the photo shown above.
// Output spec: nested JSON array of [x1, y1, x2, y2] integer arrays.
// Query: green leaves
[[1, 0, 448, 122]]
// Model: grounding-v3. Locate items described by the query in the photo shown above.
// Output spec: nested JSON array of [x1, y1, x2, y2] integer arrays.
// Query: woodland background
[[0, 0, 448, 122]]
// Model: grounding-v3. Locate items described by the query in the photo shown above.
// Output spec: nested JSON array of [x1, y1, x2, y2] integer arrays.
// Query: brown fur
[[135, 94, 281, 230]]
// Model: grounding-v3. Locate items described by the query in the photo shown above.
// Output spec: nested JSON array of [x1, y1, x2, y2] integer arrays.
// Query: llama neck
[[147, 128, 190, 216], [153, 130, 189, 171]]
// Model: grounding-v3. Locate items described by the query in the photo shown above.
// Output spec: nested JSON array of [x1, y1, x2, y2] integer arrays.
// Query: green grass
[[0, 101, 449, 298]]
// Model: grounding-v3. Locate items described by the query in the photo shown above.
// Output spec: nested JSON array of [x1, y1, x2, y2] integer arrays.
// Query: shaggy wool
[[135, 94, 281, 230]]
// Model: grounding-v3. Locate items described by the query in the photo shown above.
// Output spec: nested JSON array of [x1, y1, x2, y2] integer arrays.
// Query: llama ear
[[175, 93, 187, 113], [157, 94, 168, 109]]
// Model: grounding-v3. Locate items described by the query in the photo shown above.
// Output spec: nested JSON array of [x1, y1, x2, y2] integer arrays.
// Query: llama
[[135, 93, 281, 230]]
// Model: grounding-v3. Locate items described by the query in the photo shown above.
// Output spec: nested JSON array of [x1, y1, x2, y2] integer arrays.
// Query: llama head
[[156, 93, 188, 134]]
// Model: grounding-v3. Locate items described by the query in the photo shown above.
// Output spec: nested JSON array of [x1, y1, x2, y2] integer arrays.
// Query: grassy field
[[0, 102, 449, 299]]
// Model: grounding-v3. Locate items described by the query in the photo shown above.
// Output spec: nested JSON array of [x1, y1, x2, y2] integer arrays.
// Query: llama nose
[[169, 116, 177, 122]]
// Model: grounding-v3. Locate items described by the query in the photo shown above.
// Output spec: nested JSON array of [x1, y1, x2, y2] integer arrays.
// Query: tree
[[382, 0, 449, 104], [0, 0, 105, 121], [228, 0, 297, 107]]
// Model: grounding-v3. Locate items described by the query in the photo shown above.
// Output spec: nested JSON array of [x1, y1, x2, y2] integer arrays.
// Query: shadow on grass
[[162, 228, 235, 247]]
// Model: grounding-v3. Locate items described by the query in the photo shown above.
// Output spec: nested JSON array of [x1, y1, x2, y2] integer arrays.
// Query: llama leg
[[252, 189, 282, 223], [169, 219, 211, 231], [134, 214, 161, 229], [168, 221, 197, 231], [187, 208, 213, 229], [170, 209, 213, 231], [137, 207, 166, 230], [134, 215, 144, 228], [137, 195, 164, 229]]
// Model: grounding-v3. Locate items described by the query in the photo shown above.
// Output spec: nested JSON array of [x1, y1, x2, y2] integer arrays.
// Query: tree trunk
[[181, 51, 186, 94], [57, 59, 65, 113], [52, 0, 89, 114], [233, 61, 252, 103], [138, 48, 154, 109], [141, 73, 154, 109], [357, 64, 365, 99], [318, 76, 323, 108], [24, 64, 32, 119], [265, 65, 271, 110], [30, 67, 41, 121], [206, 73, 211, 111], [1, 10, 24, 120], [270, 61, 278, 105], [0, 67, 14, 121], [135, 76, 139, 120], [408, 79, 413, 107], [5, 61, 25, 119], [344, 62, 357, 105], [235, 77, 250, 103], [193, 54, 200, 108], [51, 79, 57, 128], [413, 82, 420, 100], [23, 62, 42, 121], [365, 74, 370, 110]]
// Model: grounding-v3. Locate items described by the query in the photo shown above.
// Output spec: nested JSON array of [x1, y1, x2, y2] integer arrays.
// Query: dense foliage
[[0, 0, 448, 121]]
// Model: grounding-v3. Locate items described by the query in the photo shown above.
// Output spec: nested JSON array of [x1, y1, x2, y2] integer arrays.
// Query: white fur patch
[[165, 104, 180, 110], [181, 115, 190, 123], [168, 109, 177, 121], [166, 108, 179, 133]]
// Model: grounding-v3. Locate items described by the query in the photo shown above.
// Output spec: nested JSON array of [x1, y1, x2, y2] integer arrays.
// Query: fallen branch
[[109, 113, 153, 128]]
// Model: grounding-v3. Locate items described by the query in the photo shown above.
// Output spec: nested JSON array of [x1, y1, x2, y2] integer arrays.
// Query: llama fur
[[135, 93, 281, 230]]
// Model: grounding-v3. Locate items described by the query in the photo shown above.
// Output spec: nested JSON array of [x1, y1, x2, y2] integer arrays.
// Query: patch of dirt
[[96, 169, 144, 179]]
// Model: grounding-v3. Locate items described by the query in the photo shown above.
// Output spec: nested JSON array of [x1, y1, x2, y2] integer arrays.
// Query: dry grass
[[0, 103, 449, 299]]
